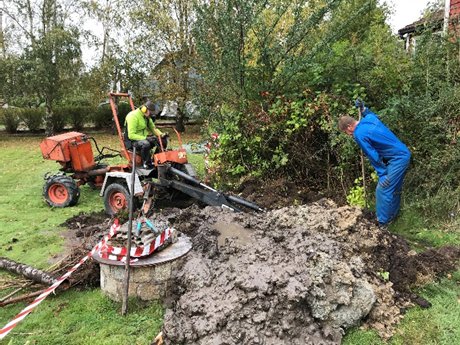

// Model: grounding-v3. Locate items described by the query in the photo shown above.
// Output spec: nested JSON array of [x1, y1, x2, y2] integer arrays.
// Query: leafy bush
[[382, 91, 460, 218], [20, 108, 44, 132], [209, 91, 366, 198], [0, 108, 21, 133], [370, 32, 460, 220], [57, 106, 92, 131], [49, 108, 68, 133], [347, 177, 366, 207], [93, 103, 112, 129], [94, 101, 132, 130]]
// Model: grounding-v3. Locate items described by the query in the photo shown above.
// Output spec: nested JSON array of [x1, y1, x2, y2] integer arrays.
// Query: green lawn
[[1, 290, 163, 345], [0, 131, 204, 344], [0, 131, 459, 345]]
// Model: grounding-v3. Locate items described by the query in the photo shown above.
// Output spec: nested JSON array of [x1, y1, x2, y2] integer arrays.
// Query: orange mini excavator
[[40, 92, 263, 215]]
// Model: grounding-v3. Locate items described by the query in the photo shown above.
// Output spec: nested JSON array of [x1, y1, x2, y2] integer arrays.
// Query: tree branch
[[1, 7, 36, 43]]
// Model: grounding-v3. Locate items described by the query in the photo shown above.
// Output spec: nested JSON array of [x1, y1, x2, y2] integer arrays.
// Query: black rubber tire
[[103, 182, 135, 216], [43, 175, 80, 207]]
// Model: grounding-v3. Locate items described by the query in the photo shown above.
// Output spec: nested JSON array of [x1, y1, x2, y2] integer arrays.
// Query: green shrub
[[94, 104, 113, 129], [58, 106, 93, 131], [347, 177, 366, 207], [20, 108, 44, 132], [93, 101, 132, 130], [208, 91, 363, 196], [382, 91, 460, 219], [0, 108, 21, 133], [49, 108, 68, 133]]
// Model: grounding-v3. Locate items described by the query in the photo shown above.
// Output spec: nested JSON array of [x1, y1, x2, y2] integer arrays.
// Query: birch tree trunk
[[0, 257, 57, 286]]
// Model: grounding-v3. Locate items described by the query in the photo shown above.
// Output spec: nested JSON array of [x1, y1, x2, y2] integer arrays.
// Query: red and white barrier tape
[[99, 227, 174, 261], [0, 219, 121, 340]]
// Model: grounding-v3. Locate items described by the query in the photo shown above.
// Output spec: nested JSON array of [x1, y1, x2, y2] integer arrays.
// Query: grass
[[0, 129, 204, 344], [2, 289, 163, 345], [1, 129, 459, 344], [390, 207, 460, 250], [0, 135, 96, 267]]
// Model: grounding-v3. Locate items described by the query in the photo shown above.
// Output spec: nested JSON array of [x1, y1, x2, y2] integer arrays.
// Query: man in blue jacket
[[338, 101, 411, 227]]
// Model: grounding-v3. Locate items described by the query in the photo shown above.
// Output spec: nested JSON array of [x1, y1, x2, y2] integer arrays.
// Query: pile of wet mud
[[159, 200, 460, 344], [60, 201, 460, 344], [52, 212, 112, 288]]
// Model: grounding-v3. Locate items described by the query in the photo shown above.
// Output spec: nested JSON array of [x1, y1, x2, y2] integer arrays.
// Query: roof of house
[[398, 9, 444, 37]]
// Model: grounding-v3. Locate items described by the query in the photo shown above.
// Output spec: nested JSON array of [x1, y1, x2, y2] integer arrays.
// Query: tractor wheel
[[43, 175, 80, 207], [103, 182, 135, 215]]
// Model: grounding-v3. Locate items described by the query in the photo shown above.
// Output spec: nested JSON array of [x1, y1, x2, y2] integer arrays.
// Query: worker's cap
[[144, 100, 156, 112]]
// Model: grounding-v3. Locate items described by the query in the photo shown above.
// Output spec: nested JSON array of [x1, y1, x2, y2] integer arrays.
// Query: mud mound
[[54, 212, 112, 287], [371, 234, 460, 293], [160, 200, 460, 344], [56, 204, 460, 343]]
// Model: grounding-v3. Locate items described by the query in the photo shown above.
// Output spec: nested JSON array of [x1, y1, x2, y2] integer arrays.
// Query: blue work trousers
[[375, 155, 410, 225]]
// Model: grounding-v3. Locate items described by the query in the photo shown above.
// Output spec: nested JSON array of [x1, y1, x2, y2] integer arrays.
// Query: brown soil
[[56, 180, 460, 344], [236, 176, 324, 210], [51, 212, 113, 288]]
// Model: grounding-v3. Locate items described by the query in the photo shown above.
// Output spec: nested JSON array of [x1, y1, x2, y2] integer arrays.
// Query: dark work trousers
[[132, 137, 168, 165]]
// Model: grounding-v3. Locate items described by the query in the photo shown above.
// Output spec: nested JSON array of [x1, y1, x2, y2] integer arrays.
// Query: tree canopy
[[0, 0, 457, 217]]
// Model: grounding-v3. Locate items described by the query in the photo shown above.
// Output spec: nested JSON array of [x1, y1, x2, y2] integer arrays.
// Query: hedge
[[1, 103, 135, 133]]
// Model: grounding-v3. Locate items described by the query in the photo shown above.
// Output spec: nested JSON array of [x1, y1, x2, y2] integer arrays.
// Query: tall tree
[[81, 0, 150, 104], [1, 0, 83, 134], [193, 0, 344, 114], [0, 0, 5, 57], [130, 0, 197, 132], [82, 0, 129, 64]]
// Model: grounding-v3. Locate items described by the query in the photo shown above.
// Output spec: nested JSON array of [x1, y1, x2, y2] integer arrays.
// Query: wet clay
[[60, 200, 460, 344]]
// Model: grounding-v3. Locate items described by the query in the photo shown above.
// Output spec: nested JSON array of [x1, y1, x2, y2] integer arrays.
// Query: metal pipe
[[168, 166, 217, 192], [87, 167, 110, 176], [226, 195, 265, 212], [122, 146, 136, 315], [168, 166, 201, 185], [168, 165, 264, 212]]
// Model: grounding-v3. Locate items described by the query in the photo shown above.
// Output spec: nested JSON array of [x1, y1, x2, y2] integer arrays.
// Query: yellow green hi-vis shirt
[[125, 108, 162, 141]]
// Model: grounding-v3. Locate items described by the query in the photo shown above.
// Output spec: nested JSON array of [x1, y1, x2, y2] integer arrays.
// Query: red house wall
[[451, 0, 460, 18]]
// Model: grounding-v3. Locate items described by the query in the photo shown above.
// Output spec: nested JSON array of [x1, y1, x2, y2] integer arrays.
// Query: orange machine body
[[40, 132, 95, 172], [154, 148, 188, 166]]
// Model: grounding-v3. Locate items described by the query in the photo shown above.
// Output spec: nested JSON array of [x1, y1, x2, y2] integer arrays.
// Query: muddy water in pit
[[214, 220, 253, 247]]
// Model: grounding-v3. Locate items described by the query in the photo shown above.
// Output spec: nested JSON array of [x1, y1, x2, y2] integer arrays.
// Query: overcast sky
[[387, 0, 434, 32]]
